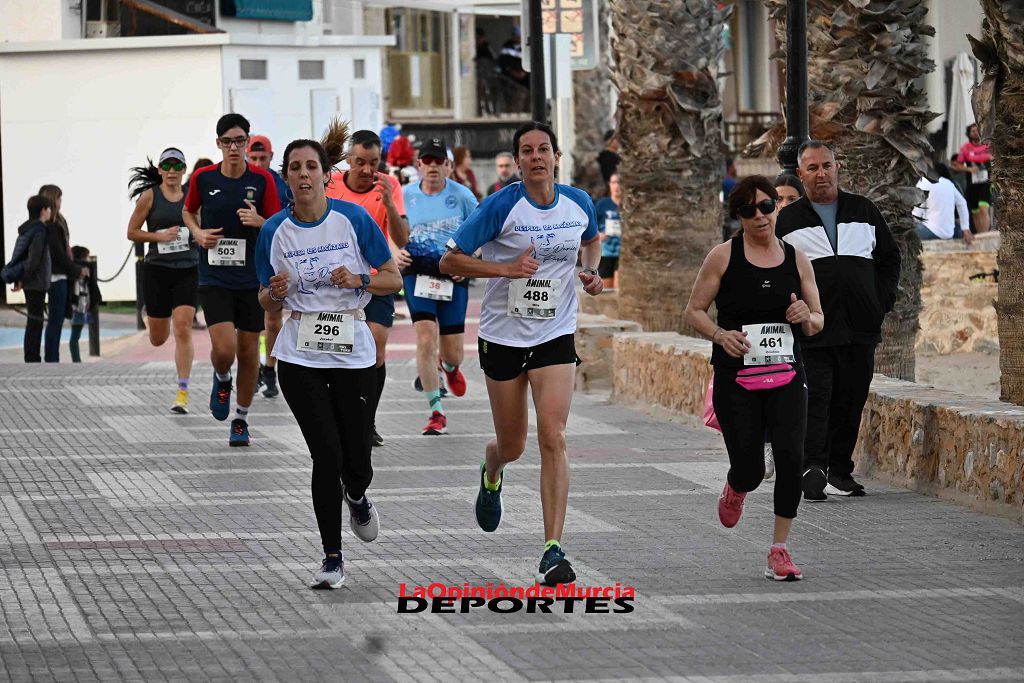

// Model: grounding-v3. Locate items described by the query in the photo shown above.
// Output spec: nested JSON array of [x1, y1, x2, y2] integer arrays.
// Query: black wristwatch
[[358, 273, 371, 293]]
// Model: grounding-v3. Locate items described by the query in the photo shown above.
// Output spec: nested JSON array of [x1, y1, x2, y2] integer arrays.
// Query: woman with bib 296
[[685, 175, 823, 581], [256, 123, 401, 589], [440, 122, 603, 586]]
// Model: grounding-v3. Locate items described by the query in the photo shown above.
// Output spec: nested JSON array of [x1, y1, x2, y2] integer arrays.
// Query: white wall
[[926, 0, 983, 135], [221, 43, 385, 149], [0, 0, 68, 42], [1, 43, 224, 302]]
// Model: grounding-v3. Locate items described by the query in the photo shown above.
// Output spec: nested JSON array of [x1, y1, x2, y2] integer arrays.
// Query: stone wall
[[575, 314, 642, 392], [917, 232, 999, 354], [608, 331, 1023, 523]]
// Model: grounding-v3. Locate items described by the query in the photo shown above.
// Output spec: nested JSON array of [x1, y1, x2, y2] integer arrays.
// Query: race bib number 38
[[507, 277, 560, 319], [208, 238, 245, 267], [296, 312, 355, 354], [157, 226, 190, 254], [414, 274, 454, 302], [743, 323, 795, 366]]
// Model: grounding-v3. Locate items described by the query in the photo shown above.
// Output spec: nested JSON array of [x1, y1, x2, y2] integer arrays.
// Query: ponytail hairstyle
[[128, 147, 184, 200], [281, 118, 350, 187]]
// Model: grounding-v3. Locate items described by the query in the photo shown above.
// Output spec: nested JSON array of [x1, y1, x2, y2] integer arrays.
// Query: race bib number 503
[[742, 323, 795, 366], [507, 277, 560, 319], [208, 238, 245, 267]]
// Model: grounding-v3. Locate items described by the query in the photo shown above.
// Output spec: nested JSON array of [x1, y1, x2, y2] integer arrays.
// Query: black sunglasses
[[736, 198, 777, 219]]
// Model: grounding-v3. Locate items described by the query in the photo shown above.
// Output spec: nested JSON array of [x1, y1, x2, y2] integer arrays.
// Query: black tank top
[[711, 236, 803, 368], [145, 186, 197, 268]]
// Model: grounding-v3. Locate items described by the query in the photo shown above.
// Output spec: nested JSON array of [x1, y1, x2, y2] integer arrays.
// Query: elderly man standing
[[775, 141, 901, 501]]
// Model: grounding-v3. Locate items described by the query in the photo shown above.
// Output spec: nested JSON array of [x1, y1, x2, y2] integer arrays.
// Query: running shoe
[[310, 554, 346, 589], [536, 544, 576, 586], [764, 546, 803, 581], [371, 426, 384, 447], [717, 481, 747, 528], [209, 375, 232, 421], [413, 374, 448, 396], [422, 411, 448, 436], [825, 474, 866, 497], [262, 365, 279, 398], [253, 364, 266, 396], [442, 364, 467, 397], [344, 491, 379, 542], [229, 419, 250, 447], [475, 462, 503, 532], [802, 466, 828, 502], [763, 442, 775, 480], [170, 389, 189, 415]]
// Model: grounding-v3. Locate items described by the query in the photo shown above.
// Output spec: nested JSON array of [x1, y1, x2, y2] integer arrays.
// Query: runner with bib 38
[[440, 121, 603, 586], [685, 175, 823, 582]]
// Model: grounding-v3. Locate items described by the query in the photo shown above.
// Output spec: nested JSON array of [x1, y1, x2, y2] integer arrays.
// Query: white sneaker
[[345, 491, 380, 542], [311, 555, 345, 589], [763, 443, 775, 480]]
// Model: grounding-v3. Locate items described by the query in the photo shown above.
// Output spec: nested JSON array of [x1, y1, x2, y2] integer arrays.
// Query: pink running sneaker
[[717, 482, 746, 528], [764, 546, 803, 581]]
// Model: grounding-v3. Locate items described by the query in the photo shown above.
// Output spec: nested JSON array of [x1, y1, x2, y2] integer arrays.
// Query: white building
[[1, 0, 393, 301]]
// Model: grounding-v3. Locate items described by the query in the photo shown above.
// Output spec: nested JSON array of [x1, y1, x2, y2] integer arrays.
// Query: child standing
[[69, 246, 101, 363]]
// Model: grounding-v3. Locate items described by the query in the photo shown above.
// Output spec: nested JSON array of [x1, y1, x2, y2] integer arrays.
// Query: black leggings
[[278, 360, 378, 554], [712, 364, 807, 519]]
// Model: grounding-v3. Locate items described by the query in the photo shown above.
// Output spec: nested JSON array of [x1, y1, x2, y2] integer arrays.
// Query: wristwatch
[[582, 267, 599, 277], [358, 273, 371, 294]]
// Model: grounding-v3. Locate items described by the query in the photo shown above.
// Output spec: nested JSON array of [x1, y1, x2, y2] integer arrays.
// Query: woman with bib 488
[[256, 122, 402, 589], [685, 175, 823, 581], [440, 122, 603, 586]]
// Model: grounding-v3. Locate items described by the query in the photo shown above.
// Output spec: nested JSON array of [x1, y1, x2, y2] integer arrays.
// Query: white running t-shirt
[[447, 182, 598, 347], [256, 199, 392, 369]]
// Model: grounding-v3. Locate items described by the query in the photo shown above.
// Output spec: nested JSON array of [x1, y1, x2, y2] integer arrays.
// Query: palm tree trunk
[[971, 1, 1024, 404], [610, 0, 730, 334], [572, 0, 614, 197], [765, 0, 937, 381]]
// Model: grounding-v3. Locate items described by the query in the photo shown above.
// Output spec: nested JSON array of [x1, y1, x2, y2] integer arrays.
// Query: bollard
[[87, 257, 101, 357]]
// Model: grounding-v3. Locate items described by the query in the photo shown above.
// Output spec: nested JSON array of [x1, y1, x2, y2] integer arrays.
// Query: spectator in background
[[596, 173, 623, 290], [38, 184, 80, 363], [452, 146, 482, 200], [387, 133, 416, 169], [7, 195, 52, 363], [69, 245, 102, 363], [498, 26, 530, 111], [247, 135, 290, 207], [380, 121, 400, 157], [722, 158, 738, 198], [596, 130, 620, 185], [952, 123, 993, 233], [774, 174, 805, 210], [914, 163, 973, 245], [487, 152, 518, 195]]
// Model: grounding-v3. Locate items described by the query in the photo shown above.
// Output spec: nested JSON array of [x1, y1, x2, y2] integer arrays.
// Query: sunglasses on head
[[160, 161, 186, 172], [736, 198, 776, 219]]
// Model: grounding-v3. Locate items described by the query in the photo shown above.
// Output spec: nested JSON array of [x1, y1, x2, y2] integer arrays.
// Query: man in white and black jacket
[[776, 141, 901, 501]]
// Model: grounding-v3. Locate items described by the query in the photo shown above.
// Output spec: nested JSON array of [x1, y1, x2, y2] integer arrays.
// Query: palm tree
[[760, 0, 937, 381], [572, 0, 614, 197], [610, 0, 730, 333], [970, 0, 1024, 404]]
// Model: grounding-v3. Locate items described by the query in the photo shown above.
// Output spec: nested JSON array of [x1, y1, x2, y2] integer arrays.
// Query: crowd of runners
[[110, 105, 899, 591]]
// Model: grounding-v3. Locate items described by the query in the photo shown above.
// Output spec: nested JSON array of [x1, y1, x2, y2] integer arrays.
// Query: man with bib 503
[[394, 138, 479, 435]]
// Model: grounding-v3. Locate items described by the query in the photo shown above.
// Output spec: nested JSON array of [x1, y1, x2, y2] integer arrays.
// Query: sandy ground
[[914, 351, 1001, 400]]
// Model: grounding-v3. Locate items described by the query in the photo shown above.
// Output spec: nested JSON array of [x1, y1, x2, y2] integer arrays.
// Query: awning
[[221, 0, 313, 22]]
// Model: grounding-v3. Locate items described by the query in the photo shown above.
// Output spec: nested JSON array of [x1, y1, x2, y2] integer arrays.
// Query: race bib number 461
[[296, 312, 355, 354], [208, 238, 245, 267], [507, 277, 560, 319], [742, 323, 795, 366]]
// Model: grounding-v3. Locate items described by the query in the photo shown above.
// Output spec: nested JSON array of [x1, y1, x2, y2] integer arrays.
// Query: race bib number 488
[[742, 323, 795, 365], [507, 277, 560, 319]]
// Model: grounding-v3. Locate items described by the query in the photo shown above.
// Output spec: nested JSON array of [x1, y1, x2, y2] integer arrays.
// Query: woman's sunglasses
[[160, 161, 187, 172], [736, 198, 776, 219]]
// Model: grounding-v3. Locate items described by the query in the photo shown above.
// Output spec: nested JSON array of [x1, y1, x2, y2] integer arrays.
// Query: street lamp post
[[777, 0, 809, 174], [528, 0, 546, 124]]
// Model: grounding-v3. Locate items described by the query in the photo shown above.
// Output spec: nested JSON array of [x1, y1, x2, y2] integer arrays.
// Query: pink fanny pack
[[735, 363, 796, 390]]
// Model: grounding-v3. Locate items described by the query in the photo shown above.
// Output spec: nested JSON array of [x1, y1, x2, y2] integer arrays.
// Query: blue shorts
[[402, 274, 469, 335], [364, 293, 395, 328]]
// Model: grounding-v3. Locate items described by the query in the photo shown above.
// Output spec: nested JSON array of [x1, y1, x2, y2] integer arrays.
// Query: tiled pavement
[[1, 311, 1023, 681]]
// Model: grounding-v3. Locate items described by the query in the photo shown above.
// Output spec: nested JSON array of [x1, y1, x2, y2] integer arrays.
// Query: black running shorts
[[598, 256, 619, 279], [364, 293, 395, 328], [198, 286, 264, 333], [478, 333, 580, 382], [143, 264, 198, 318]]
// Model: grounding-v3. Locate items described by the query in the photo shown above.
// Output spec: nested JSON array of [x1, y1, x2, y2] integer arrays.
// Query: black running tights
[[278, 361, 377, 554]]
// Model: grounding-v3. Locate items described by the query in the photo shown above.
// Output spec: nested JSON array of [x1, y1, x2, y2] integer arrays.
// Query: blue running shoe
[[210, 375, 232, 421], [536, 544, 576, 586], [475, 462, 503, 532], [229, 418, 250, 447]]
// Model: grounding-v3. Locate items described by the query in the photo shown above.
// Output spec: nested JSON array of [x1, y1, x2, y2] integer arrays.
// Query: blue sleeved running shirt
[[447, 181, 598, 347], [594, 197, 621, 258], [256, 199, 391, 369], [402, 178, 479, 277]]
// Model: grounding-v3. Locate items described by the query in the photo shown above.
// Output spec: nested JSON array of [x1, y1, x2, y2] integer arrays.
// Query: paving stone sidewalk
[[0, 355, 1022, 682]]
